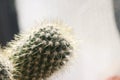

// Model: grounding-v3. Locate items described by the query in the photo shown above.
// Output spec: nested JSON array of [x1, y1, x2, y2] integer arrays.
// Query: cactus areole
[[9, 23, 73, 80]]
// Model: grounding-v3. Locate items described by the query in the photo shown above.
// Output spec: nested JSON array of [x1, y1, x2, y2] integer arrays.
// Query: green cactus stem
[[6, 22, 73, 80]]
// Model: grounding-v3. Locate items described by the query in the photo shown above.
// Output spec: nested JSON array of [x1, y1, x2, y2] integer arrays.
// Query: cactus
[[0, 55, 12, 80], [6, 22, 73, 80]]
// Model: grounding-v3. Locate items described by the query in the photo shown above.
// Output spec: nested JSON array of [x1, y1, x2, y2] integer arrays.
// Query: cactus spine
[[6, 22, 73, 80], [0, 54, 12, 80]]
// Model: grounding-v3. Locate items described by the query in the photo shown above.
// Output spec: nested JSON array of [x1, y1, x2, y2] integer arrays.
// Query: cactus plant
[[5, 22, 73, 80]]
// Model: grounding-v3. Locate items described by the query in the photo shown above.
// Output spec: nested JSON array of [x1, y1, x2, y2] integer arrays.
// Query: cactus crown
[[6, 22, 73, 80]]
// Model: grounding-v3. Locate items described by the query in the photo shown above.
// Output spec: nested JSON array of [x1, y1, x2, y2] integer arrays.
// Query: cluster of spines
[[0, 57, 11, 80], [10, 26, 73, 80]]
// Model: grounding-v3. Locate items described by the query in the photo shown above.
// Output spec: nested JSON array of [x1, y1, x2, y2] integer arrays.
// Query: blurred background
[[0, 0, 120, 46], [114, 0, 120, 32], [0, 0, 19, 46]]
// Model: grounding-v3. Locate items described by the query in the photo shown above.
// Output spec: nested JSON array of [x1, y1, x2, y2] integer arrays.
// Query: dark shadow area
[[113, 0, 120, 33], [0, 0, 19, 46]]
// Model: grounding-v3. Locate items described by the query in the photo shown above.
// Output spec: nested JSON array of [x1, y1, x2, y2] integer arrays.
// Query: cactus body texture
[[9, 24, 73, 80], [0, 55, 11, 80]]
